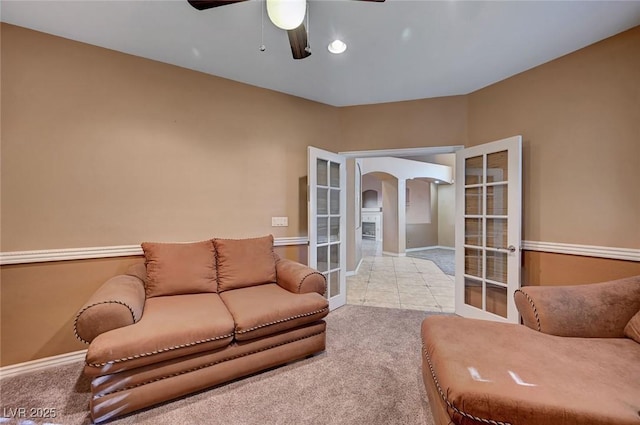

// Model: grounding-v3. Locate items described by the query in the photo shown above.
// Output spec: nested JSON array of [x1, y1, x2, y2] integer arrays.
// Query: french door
[[454, 136, 522, 323], [308, 147, 347, 310]]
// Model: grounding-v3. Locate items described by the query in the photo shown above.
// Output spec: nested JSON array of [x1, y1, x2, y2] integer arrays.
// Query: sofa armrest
[[514, 276, 640, 338], [74, 267, 146, 344], [276, 258, 326, 295]]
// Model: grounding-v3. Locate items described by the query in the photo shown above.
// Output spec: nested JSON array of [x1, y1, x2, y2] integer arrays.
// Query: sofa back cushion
[[624, 310, 640, 343], [142, 240, 217, 297], [215, 235, 277, 292]]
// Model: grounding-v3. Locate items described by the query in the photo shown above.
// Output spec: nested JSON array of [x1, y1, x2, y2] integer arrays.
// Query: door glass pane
[[486, 251, 507, 283], [317, 188, 328, 215], [330, 162, 340, 188], [329, 270, 340, 297], [330, 217, 340, 242], [330, 243, 339, 269], [465, 156, 483, 185], [464, 248, 482, 277], [465, 218, 482, 246], [464, 278, 483, 310], [486, 283, 507, 318], [317, 159, 328, 186], [465, 187, 482, 215], [487, 184, 507, 215], [330, 189, 340, 214], [486, 218, 507, 249], [317, 246, 328, 272], [317, 217, 328, 244], [487, 151, 508, 183]]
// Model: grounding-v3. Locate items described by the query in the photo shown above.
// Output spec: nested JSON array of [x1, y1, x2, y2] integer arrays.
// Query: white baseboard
[[405, 245, 454, 252], [346, 258, 364, 277], [404, 242, 638, 262], [0, 349, 87, 379], [382, 251, 406, 257], [354, 257, 364, 275]]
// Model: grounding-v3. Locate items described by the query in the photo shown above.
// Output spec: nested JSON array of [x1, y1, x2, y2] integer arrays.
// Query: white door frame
[[340, 145, 463, 268]]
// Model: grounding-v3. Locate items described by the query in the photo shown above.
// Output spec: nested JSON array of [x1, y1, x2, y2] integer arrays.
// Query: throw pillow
[[142, 240, 217, 298], [214, 235, 277, 292], [624, 309, 640, 344]]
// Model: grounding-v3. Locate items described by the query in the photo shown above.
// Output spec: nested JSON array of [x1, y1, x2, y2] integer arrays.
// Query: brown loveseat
[[421, 276, 640, 425], [74, 235, 328, 423]]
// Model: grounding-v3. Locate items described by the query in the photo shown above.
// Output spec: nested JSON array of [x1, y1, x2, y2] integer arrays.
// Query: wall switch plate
[[271, 217, 289, 227]]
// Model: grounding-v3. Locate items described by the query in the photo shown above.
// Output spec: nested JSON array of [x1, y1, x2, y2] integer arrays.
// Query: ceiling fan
[[187, 0, 385, 60]]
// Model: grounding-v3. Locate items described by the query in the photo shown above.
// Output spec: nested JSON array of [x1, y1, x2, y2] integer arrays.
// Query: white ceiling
[[2, 0, 640, 107]]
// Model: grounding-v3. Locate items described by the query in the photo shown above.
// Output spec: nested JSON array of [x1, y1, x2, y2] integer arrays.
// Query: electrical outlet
[[271, 217, 289, 227]]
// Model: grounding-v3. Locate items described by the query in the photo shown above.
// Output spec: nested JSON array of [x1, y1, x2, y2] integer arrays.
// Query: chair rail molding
[[2, 239, 637, 265], [522, 240, 640, 262], [0, 237, 310, 265]]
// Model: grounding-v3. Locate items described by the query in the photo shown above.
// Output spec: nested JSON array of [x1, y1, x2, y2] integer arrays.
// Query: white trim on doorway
[[339, 146, 464, 158]]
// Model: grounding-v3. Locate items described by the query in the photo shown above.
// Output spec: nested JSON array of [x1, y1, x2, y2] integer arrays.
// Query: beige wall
[[436, 184, 455, 248], [523, 251, 640, 286], [339, 96, 468, 151], [430, 154, 456, 248], [362, 174, 383, 208], [0, 23, 337, 366], [467, 25, 640, 249], [406, 223, 437, 249], [406, 180, 438, 249], [0, 245, 303, 367], [1, 257, 143, 366], [381, 179, 400, 254], [2, 24, 640, 366], [406, 179, 431, 224], [1, 24, 342, 251]]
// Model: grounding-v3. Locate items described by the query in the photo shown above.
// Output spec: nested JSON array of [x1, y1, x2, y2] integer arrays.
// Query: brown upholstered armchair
[[421, 276, 640, 425]]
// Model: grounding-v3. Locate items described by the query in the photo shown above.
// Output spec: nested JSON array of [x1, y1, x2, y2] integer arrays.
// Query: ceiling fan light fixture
[[328, 39, 347, 54], [266, 0, 306, 30]]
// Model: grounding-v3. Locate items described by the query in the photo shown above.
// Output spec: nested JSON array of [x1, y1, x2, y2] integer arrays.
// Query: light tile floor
[[347, 240, 455, 313]]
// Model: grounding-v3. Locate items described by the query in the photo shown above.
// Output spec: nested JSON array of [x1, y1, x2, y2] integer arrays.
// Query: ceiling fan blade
[[287, 24, 311, 60], [187, 0, 248, 11]]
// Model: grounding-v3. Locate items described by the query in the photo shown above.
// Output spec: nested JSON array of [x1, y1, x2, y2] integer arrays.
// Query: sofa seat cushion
[[86, 293, 235, 375], [421, 315, 640, 425], [220, 283, 329, 341]]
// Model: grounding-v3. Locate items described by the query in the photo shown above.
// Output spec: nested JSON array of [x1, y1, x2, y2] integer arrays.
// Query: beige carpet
[[0, 305, 437, 425]]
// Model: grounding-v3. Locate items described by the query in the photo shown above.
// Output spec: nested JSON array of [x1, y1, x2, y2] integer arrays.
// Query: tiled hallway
[[346, 240, 455, 313]]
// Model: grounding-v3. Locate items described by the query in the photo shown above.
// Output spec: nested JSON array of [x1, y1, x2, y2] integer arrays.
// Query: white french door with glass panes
[[455, 136, 522, 323], [308, 147, 346, 311]]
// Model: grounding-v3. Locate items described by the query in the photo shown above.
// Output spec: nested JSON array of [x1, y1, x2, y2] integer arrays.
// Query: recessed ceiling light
[[328, 39, 347, 54]]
